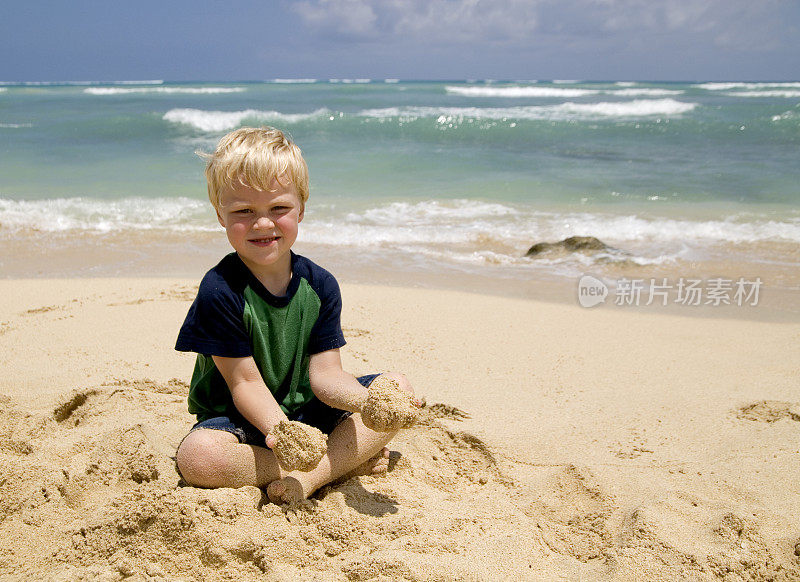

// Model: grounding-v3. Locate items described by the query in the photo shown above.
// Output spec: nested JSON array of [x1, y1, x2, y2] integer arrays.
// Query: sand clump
[[268, 420, 328, 472], [361, 376, 419, 433]]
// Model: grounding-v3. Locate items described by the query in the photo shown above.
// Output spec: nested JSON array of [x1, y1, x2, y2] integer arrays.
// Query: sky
[[2, 0, 799, 82]]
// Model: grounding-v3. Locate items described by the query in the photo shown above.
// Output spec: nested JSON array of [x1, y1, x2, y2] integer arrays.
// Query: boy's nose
[[253, 215, 274, 229]]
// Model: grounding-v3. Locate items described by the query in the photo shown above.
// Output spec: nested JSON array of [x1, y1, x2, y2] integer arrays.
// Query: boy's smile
[[216, 177, 304, 287], [249, 235, 280, 247]]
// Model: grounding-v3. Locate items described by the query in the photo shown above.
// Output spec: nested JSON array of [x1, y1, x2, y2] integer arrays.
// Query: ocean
[[1, 79, 798, 312]]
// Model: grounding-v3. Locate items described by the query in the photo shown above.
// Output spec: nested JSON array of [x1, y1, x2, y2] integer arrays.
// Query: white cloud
[[292, 0, 539, 42], [291, 0, 797, 51], [294, 0, 379, 37], [590, 0, 792, 50]]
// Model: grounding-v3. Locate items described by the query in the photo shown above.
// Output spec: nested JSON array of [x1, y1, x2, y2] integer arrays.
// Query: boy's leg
[[176, 428, 286, 488], [267, 371, 414, 503], [266, 412, 396, 503], [178, 372, 414, 495], [176, 427, 389, 490]]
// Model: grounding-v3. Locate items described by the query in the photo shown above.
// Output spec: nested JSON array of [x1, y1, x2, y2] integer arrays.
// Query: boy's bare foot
[[339, 446, 390, 481], [266, 476, 306, 505], [266, 448, 391, 504]]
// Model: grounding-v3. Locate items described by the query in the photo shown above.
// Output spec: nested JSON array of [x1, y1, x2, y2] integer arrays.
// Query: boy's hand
[[266, 420, 327, 472], [361, 376, 421, 432]]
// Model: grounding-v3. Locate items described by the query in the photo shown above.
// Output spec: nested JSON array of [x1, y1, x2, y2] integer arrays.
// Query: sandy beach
[[0, 275, 798, 581]]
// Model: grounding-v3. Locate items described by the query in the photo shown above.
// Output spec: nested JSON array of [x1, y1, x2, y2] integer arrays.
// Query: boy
[[175, 127, 418, 504]]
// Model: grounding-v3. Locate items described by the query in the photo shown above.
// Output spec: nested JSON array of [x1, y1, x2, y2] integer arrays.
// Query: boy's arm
[[212, 355, 288, 439], [308, 349, 369, 413]]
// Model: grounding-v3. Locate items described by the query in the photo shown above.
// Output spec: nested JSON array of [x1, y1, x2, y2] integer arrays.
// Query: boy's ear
[[298, 203, 305, 223], [216, 208, 225, 227]]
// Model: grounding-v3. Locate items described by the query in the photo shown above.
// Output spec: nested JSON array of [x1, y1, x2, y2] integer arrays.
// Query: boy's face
[[216, 177, 304, 279]]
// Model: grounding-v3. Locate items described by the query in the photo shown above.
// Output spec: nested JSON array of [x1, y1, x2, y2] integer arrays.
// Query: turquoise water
[[1, 80, 799, 279]]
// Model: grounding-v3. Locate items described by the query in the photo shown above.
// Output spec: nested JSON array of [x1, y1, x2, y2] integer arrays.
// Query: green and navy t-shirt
[[175, 252, 346, 421]]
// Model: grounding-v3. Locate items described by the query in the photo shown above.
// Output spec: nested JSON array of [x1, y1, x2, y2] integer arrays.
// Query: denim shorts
[[187, 373, 381, 447]]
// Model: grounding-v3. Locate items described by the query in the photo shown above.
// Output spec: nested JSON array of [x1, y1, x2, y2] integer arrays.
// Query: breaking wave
[[163, 108, 331, 132], [446, 85, 684, 98], [85, 86, 246, 95], [446, 86, 600, 98], [0, 197, 214, 233], [727, 90, 800, 98], [695, 82, 800, 91], [360, 99, 698, 121], [2, 197, 798, 274]]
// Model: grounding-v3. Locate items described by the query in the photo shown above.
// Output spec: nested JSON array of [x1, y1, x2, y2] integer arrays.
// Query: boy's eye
[[234, 209, 253, 214]]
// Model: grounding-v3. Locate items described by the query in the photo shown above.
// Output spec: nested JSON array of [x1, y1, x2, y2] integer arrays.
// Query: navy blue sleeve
[[307, 268, 347, 355], [175, 267, 252, 358]]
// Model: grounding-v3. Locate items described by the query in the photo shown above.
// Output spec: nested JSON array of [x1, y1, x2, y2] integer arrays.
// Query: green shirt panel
[[187, 277, 322, 421], [243, 279, 321, 414]]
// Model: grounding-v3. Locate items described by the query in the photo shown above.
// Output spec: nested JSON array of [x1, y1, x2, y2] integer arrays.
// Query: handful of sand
[[361, 376, 419, 432], [268, 420, 328, 472]]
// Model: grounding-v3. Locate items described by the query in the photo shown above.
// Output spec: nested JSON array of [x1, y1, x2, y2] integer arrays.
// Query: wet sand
[[1, 229, 799, 322]]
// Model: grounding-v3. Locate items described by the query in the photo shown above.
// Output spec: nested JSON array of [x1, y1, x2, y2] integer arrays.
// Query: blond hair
[[201, 127, 309, 210]]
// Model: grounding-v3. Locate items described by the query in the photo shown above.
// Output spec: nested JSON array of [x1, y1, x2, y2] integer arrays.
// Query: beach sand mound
[[1, 386, 799, 581]]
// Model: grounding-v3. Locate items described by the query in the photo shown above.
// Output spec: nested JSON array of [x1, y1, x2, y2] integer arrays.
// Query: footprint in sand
[[52, 389, 101, 425], [735, 400, 800, 423]]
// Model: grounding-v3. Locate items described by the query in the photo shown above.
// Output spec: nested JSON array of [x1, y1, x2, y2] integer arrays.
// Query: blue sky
[[2, 0, 799, 82]]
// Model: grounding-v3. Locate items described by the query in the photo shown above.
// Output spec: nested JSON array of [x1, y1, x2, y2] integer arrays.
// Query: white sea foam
[[329, 79, 371, 84], [296, 200, 800, 273], [163, 108, 331, 132], [306, 200, 800, 248], [446, 86, 600, 98], [84, 86, 246, 95], [0, 197, 214, 234], [610, 88, 684, 96], [556, 99, 697, 117], [384, 79, 400, 83], [0, 122, 32, 128], [538, 213, 800, 244], [271, 79, 318, 83], [695, 82, 800, 91], [359, 99, 697, 121], [3, 198, 799, 273], [771, 110, 796, 122], [726, 90, 800, 98], [302, 222, 471, 246], [0, 88, 6, 93], [347, 200, 515, 224], [447, 85, 683, 98], [115, 80, 164, 85]]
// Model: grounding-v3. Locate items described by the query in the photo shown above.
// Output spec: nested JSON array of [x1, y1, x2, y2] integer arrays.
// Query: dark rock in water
[[525, 236, 610, 257]]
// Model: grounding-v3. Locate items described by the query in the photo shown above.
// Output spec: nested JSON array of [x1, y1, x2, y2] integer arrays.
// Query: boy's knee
[[176, 429, 236, 488], [382, 372, 414, 396]]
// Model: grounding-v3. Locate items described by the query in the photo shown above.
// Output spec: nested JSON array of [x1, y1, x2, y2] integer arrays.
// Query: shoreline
[[2, 229, 798, 323]]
